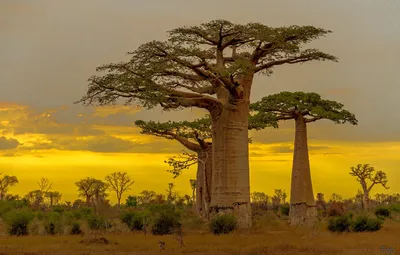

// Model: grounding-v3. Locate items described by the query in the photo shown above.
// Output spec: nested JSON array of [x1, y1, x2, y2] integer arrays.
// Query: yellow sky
[[0, 102, 398, 203]]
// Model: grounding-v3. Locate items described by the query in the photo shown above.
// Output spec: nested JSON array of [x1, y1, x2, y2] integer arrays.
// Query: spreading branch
[[76, 20, 337, 111]]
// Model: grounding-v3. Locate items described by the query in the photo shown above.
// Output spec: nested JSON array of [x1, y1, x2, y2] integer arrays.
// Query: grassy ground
[[0, 218, 399, 255]]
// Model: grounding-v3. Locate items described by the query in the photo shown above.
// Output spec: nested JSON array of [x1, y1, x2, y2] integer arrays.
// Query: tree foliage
[[0, 174, 18, 199], [75, 177, 109, 204], [250, 91, 358, 129], [76, 20, 337, 111]]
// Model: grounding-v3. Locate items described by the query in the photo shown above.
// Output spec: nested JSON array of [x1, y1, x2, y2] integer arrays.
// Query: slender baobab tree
[[251, 91, 357, 227], [105, 172, 134, 209], [349, 164, 389, 210], [77, 20, 337, 227], [136, 117, 212, 218]]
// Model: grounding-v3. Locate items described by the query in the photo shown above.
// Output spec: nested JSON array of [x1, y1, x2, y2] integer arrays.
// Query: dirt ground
[[0, 220, 398, 255]]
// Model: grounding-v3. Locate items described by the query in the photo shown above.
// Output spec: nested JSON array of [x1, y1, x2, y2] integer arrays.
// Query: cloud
[[0, 136, 20, 150]]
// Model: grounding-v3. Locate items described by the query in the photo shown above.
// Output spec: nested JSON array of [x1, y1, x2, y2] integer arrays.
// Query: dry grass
[[0, 218, 399, 255]]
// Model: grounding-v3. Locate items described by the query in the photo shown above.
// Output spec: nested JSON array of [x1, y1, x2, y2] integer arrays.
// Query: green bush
[[327, 215, 351, 233], [120, 211, 146, 231], [389, 204, 400, 213], [209, 214, 237, 235], [86, 214, 110, 230], [375, 207, 391, 219], [44, 212, 63, 235], [3, 208, 35, 236], [150, 212, 181, 235], [70, 222, 82, 235], [351, 215, 382, 232], [280, 205, 290, 216]]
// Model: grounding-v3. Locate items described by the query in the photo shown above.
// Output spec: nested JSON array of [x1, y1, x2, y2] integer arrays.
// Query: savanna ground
[[0, 210, 399, 255]]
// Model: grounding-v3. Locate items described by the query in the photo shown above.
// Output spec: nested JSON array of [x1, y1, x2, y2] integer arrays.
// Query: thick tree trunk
[[289, 113, 317, 227], [196, 146, 213, 219], [210, 100, 252, 228]]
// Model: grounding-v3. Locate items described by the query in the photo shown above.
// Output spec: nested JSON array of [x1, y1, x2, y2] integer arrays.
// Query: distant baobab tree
[[75, 177, 108, 206], [251, 91, 357, 227], [349, 164, 389, 209], [77, 19, 337, 228]]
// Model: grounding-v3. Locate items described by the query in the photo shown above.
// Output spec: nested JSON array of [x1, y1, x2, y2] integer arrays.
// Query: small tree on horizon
[[105, 171, 134, 209], [349, 164, 389, 210]]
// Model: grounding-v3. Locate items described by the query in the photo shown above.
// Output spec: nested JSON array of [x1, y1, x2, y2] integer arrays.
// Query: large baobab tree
[[76, 20, 337, 227], [0, 174, 18, 199], [105, 171, 134, 208], [135, 117, 212, 218], [349, 164, 389, 210], [250, 91, 357, 227]]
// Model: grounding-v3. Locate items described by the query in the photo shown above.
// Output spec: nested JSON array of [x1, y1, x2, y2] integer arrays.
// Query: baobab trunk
[[196, 146, 212, 219], [361, 185, 369, 210], [210, 85, 252, 228], [289, 113, 317, 227]]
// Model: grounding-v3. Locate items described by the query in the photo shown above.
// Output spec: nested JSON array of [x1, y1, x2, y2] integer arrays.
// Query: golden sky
[[1, 0, 399, 203]]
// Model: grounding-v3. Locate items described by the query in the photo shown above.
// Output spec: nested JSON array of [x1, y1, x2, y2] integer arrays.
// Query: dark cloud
[[269, 145, 293, 154], [28, 135, 183, 154], [0, 136, 20, 150]]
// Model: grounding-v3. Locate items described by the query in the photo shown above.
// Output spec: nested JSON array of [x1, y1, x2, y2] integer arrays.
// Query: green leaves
[[134, 116, 212, 140], [250, 91, 358, 125], [77, 19, 337, 109]]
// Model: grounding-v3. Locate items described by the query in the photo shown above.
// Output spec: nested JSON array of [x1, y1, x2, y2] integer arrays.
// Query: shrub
[[70, 222, 82, 235], [327, 202, 345, 217], [389, 204, 400, 213], [327, 215, 351, 233], [280, 205, 290, 216], [86, 214, 110, 230], [151, 212, 181, 235], [125, 196, 138, 208], [120, 212, 146, 231], [351, 215, 382, 232], [375, 207, 391, 219], [209, 214, 237, 235], [44, 212, 63, 235], [3, 208, 35, 236]]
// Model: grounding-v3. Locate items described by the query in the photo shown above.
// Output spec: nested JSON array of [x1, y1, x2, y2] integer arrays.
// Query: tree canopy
[[250, 91, 358, 128], [76, 20, 337, 111]]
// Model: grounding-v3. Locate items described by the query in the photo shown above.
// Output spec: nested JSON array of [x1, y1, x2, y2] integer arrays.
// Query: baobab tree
[[251, 91, 357, 227], [136, 115, 269, 219], [45, 191, 62, 207], [135, 117, 212, 217], [75, 177, 108, 205], [76, 20, 337, 228], [349, 164, 389, 210], [105, 171, 134, 208], [0, 174, 18, 199]]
